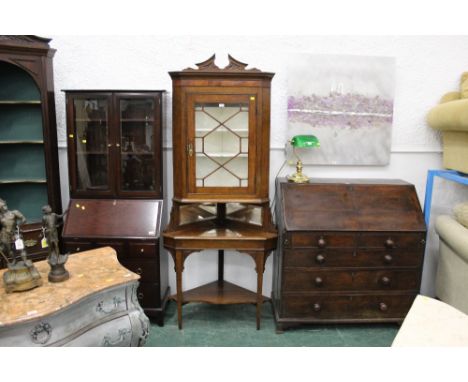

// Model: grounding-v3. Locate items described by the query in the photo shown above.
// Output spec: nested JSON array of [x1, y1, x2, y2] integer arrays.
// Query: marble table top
[[0, 247, 139, 327]]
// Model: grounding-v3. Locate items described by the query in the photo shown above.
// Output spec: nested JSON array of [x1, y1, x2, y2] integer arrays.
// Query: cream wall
[[51, 35, 468, 297]]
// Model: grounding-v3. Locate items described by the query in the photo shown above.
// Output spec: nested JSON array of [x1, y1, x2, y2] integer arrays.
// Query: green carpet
[[145, 301, 399, 347]]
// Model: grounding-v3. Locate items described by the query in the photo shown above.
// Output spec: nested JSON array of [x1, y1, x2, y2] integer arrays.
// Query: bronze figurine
[[0, 199, 42, 293], [42, 205, 69, 282]]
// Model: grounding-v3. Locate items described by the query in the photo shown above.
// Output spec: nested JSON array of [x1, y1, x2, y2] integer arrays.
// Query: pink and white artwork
[[287, 54, 395, 165]]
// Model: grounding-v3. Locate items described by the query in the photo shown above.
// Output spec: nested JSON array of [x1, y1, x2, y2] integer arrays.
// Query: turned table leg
[[175, 250, 184, 330], [255, 251, 266, 330]]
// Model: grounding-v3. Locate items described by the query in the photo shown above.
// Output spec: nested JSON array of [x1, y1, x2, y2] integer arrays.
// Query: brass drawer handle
[[30, 322, 52, 345], [314, 277, 323, 287], [96, 297, 124, 314], [385, 238, 395, 249], [379, 302, 388, 312], [380, 276, 391, 286], [313, 303, 321, 312], [315, 254, 325, 264], [317, 236, 327, 248], [136, 267, 143, 275], [383, 254, 393, 264]]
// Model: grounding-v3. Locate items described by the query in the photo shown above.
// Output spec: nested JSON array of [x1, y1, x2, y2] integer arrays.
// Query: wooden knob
[[385, 238, 395, 249], [140, 248, 145, 253], [76, 247, 80, 252], [313, 303, 321, 312], [317, 237, 327, 248], [384, 254, 393, 264], [136, 267, 143, 275], [379, 302, 388, 312], [315, 254, 325, 264], [138, 292, 144, 300], [380, 276, 390, 286], [314, 277, 323, 287]]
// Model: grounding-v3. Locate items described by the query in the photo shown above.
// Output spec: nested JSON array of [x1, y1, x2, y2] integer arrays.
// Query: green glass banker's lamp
[[287, 135, 320, 183]]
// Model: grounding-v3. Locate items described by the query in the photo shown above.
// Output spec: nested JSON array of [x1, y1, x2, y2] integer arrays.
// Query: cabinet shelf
[[74, 119, 107, 123], [121, 119, 154, 123], [76, 151, 107, 155], [0, 179, 47, 184], [196, 128, 248, 133], [196, 152, 248, 158], [0, 100, 41, 105], [0, 140, 44, 145], [121, 152, 153, 155], [171, 280, 268, 305]]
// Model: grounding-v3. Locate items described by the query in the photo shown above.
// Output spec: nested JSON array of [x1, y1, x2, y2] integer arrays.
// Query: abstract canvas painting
[[287, 54, 395, 165]]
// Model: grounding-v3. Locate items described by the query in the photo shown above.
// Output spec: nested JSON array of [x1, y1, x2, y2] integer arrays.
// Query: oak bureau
[[273, 178, 426, 332]]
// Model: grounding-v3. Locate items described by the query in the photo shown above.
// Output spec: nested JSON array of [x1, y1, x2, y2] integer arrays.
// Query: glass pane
[[73, 98, 109, 191], [195, 102, 249, 188], [120, 98, 155, 191]]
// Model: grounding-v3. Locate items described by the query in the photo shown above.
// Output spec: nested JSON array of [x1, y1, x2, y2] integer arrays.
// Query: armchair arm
[[427, 99, 468, 132], [435, 215, 468, 263]]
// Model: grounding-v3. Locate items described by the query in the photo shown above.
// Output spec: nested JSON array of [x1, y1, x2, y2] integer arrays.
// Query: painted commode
[[0, 247, 149, 347]]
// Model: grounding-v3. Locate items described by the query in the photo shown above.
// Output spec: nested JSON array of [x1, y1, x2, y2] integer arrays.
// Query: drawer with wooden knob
[[63, 242, 93, 254], [357, 233, 426, 249], [128, 242, 157, 259], [288, 233, 355, 249], [283, 269, 421, 292], [284, 248, 424, 268], [118, 259, 159, 283], [282, 293, 416, 320], [95, 242, 125, 257]]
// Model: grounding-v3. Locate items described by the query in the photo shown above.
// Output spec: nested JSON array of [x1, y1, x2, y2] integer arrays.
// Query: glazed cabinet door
[[115, 93, 162, 198], [186, 93, 257, 197], [67, 93, 115, 196]]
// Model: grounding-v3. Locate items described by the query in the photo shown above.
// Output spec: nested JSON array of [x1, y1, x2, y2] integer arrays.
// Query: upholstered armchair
[[435, 205, 468, 315], [427, 72, 468, 173]]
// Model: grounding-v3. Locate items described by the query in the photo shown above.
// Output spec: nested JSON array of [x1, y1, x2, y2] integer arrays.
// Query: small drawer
[[357, 233, 426, 249], [288, 232, 355, 248], [282, 293, 416, 320], [284, 248, 354, 268], [63, 242, 93, 254], [128, 242, 157, 259], [136, 282, 161, 308], [119, 259, 159, 283], [95, 242, 125, 257], [283, 269, 421, 292], [284, 248, 424, 268]]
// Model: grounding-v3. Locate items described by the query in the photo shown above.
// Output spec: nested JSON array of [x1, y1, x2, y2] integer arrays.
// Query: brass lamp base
[[287, 160, 309, 183], [287, 172, 309, 183]]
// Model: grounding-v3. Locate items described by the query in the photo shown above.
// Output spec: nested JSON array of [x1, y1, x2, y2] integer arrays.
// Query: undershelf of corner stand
[[170, 280, 269, 305]]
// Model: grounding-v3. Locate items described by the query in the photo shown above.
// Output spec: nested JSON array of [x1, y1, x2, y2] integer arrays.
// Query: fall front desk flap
[[62, 199, 162, 239], [278, 178, 426, 232]]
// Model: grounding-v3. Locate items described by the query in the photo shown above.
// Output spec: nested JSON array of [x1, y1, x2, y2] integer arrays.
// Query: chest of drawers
[[0, 248, 149, 347], [273, 178, 426, 331]]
